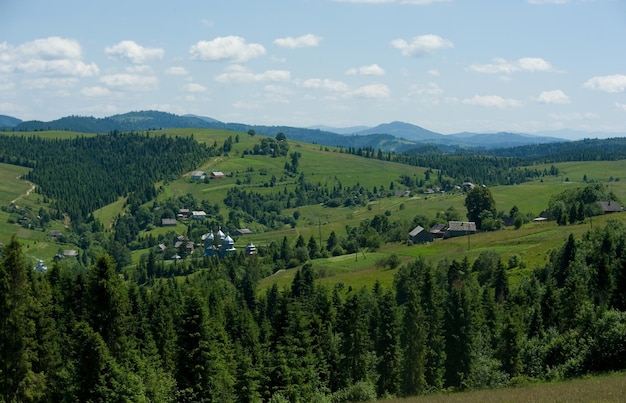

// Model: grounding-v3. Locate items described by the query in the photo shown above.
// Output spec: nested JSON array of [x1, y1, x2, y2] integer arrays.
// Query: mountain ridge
[[0, 110, 592, 150]]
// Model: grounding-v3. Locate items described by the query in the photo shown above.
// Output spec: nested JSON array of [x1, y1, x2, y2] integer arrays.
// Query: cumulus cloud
[[349, 83, 391, 99], [346, 64, 385, 76], [183, 83, 208, 93], [23, 77, 78, 90], [105, 40, 164, 64], [0, 37, 99, 77], [80, 86, 112, 97], [583, 74, 626, 93], [99, 74, 158, 91], [17, 59, 99, 77], [535, 89, 570, 104], [469, 57, 557, 74], [274, 34, 322, 49], [391, 34, 453, 57], [166, 66, 188, 76], [18, 36, 83, 60], [215, 68, 291, 84], [190, 36, 265, 62], [462, 95, 522, 108], [298, 78, 350, 92], [616, 102, 626, 112]]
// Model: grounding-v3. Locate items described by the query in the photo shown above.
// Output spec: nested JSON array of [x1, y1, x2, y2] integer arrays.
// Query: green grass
[[384, 371, 626, 403], [5, 128, 626, 288], [1, 130, 96, 139]]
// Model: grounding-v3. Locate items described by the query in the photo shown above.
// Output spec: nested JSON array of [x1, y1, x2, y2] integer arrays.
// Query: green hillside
[[3, 127, 626, 402]]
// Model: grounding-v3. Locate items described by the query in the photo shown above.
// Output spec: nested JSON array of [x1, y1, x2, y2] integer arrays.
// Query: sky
[[1, 0, 625, 135]]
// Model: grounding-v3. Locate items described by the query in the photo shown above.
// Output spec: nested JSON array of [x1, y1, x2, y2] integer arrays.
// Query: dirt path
[[10, 176, 36, 205]]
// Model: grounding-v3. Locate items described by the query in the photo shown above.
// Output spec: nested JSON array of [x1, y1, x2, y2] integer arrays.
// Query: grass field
[[4, 129, 626, 286], [384, 371, 626, 402]]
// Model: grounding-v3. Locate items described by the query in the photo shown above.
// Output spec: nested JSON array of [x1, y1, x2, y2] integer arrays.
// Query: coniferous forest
[[2, 129, 626, 402], [3, 217, 626, 402]]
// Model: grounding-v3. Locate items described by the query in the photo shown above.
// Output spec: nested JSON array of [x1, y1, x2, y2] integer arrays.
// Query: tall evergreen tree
[[400, 287, 427, 396], [0, 236, 39, 401], [374, 290, 400, 397]]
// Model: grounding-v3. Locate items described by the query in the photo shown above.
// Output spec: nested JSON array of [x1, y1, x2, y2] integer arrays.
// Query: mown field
[[385, 371, 626, 403]]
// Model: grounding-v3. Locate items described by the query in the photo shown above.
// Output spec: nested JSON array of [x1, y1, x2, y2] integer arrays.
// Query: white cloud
[[616, 102, 626, 112], [428, 69, 440, 76], [0, 37, 99, 77], [298, 78, 350, 92], [105, 40, 164, 64], [346, 64, 385, 76], [274, 34, 322, 49], [183, 83, 208, 93], [18, 36, 83, 60], [535, 89, 570, 104], [583, 74, 626, 93], [190, 36, 265, 62], [349, 83, 391, 99], [166, 66, 189, 76], [391, 34, 453, 57], [462, 95, 522, 108], [215, 69, 291, 84], [469, 57, 557, 74], [99, 74, 158, 90], [17, 59, 99, 77], [23, 77, 78, 90], [81, 86, 112, 97]]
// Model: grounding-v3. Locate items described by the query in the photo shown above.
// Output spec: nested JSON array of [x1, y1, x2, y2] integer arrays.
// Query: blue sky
[[1, 0, 625, 135]]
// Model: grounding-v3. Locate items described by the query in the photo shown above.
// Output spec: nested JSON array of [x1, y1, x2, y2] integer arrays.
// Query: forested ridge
[[0, 132, 216, 221], [3, 218, 626, 402]]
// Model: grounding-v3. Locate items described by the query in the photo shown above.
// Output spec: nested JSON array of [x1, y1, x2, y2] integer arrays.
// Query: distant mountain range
[[1, 110, 624, 151]]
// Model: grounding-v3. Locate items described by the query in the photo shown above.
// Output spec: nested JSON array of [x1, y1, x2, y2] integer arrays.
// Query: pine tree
[[375, 291, 400, 396], [0, 236, 39, 401], [444, 275, 475, 389], [400, 287, 427, 396]]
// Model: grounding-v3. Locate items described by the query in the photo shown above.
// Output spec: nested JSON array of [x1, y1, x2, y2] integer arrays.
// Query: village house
[[161, 218, 177, 227], [598, 201, 623, 214], [408, 225, 434, 244], [444, 221, 476, 239], [191, 210, 207, 220], [211, 171, 225, 179], [190, 170, 206, 181], [429, 223, 447, 239], [235, 228, 253, 236]]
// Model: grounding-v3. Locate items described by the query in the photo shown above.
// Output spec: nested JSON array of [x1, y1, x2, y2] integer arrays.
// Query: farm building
[[211, 171, 225, 179], [190, 170, 206, 180], [408, 225, 434, 244], [429, 223, 447, 238], [161, 218, 177, 227], [445, 221, 476, 239], [191, 211, 207, 220], [598, 201, 623, 214]]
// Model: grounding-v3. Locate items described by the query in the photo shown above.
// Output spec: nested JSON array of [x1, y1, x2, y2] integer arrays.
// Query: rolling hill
[[3, 110, 568, 150]]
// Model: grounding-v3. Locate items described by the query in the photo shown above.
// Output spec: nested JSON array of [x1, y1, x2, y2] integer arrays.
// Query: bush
[[332, 381, 377, 403]]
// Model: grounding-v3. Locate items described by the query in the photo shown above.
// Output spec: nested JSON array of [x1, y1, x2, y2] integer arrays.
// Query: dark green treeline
[[3, 220, 626, 402]]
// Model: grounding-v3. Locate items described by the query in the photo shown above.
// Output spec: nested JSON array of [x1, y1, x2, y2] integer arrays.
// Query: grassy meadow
[[3, 128, 626, 289], [384, 371, 626, 403]]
